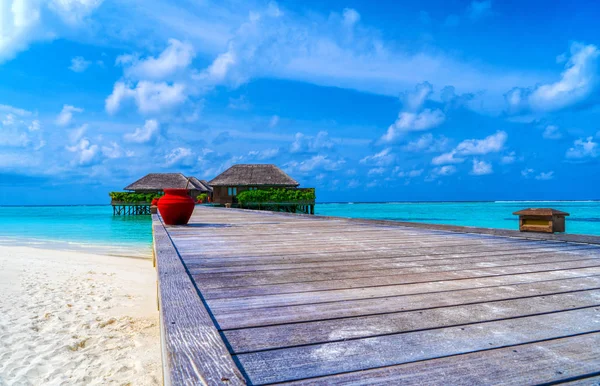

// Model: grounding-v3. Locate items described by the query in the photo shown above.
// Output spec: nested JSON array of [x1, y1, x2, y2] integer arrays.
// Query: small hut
[[209, 164, 299, 205], [124, 173, 212, 199]]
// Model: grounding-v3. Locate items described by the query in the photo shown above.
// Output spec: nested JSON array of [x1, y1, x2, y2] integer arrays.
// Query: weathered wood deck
[[152, 206, 600, 385]]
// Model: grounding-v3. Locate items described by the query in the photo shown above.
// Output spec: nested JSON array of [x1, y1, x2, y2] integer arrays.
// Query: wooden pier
[[152, 206, 600, 385], [112, 201, 151, 215]]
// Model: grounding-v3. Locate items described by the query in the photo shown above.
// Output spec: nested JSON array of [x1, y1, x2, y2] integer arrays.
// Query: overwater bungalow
[[124, 173, 212, 199], [208, 164, 300, 205]]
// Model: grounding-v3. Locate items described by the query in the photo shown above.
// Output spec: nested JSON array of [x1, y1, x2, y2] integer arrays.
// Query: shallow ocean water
[[0, 206, 152, 257], [316, 201, 600, 236], [0, 201, 598, 256]]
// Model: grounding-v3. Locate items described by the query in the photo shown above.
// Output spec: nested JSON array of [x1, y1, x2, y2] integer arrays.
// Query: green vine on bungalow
[[236, 188, 315, 204], [109, 192, 162, 203]]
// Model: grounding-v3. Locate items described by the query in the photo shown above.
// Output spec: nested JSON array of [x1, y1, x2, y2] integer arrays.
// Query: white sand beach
[[0, 246, 161, 385]]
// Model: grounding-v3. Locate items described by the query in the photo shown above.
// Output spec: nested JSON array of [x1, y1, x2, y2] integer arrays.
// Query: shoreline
[[0, 235, 152, 260], [0, 244, 161, 384]]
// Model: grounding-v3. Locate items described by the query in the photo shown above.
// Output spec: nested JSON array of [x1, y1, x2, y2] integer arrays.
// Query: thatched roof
[[124, 173, 210, 192], [188, 177, 213, 192], [209, 164, 299, 187]]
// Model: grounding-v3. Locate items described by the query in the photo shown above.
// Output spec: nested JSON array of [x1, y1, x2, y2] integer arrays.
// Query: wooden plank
[[283, 332, 600, 386], [223, 289, 600, 353], [207, 267, 600, 311], [202, 259, 600, 299], [187, 206, 600, 245], [177, 239, 573, 260], [182, 245, 600, 272], [234, 307, 600, 384], [190, 249, 600, 289], [152, 215, 246, 385], [184, 245, 596, 274], [214, 275, 600, 329], [172, 235, 536, 250]]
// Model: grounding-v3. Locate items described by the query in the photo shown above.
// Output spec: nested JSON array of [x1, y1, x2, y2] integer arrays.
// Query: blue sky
[[1, 0, 600, 205]]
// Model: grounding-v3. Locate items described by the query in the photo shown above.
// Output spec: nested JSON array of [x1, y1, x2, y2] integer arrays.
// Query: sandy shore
[[0, 246, 161, 385]]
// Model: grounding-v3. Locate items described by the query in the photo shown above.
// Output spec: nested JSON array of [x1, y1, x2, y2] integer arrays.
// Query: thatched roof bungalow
[[209, 164, 299, 204], [125, 173, 212, 198]]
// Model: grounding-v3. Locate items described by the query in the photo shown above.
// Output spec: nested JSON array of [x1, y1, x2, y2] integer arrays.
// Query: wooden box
[[513, 208, 569, 233]]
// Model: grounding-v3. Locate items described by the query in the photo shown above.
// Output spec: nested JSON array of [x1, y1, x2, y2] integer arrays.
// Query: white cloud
[[0, 0, 44, 63], [247, 148, 279, 160], [2, 114, 16, 126], [432, 131, 507, 165], [504, 87, 528, 113], [118, 39, 195, 80], [0, 104, 43, 150], [227, 95, 251, 110], [566, 137, 598, 159], [0, 127, 30, 147], [49, 0, 103, 25], [66, 138, 99, 166], [535, 171, 554, 180], [0, 0, 104, 63], [123, 119, 160, 143], [69, 56, 91, 72], [403, 133, 449, 153], [523, 169, 554, 182], [432, 165, 457, 177], [397, 169, 424, 178], [0, 104, 31, 117], [105, 81, 187, 115], [176, 3, 542, 107], [204, 50, 237, 83], [360, 148, 395, 167], [165, 147, 195, 167], [501, 151, 516, 164], [28, 120, 40, 131], [101, 142, 132, 159], [521, 168, 534, 178], [471, 159, 493, 175], [455, 131, 507, 155], [468, 0, 492, 20], [69, 123, 87, 143], [381, 109, 445, 143], [506, 43, 600, 113], [286, 155, 345, 173], [400, 82, 433, 112], [342, 8, 360, 27], [269, 115, 280, 128], [542, 125, 562, 139], [431, 151, 465, 165], [56, 104, 83, 126], [290, 131, 333, 153], [367, 167, 386, 176]]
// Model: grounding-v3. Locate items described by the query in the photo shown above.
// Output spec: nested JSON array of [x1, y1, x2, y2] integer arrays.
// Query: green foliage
[[109, 192, 162, 203], [237, 188, 315, 204], [197, 193, 208, 201]]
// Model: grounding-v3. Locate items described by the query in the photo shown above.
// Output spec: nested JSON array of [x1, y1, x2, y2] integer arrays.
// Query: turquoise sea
[[0, 206, 152, 257], [0, 202, 598, 256]]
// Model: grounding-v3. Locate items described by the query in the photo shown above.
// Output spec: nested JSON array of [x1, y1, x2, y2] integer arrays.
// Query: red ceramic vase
[[157, 189, 195, 225]]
